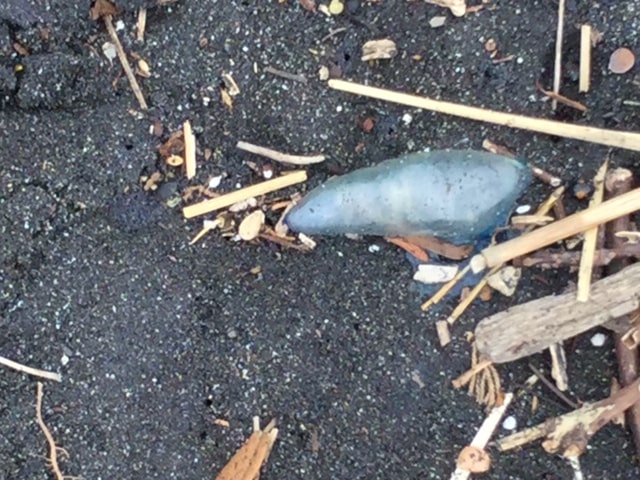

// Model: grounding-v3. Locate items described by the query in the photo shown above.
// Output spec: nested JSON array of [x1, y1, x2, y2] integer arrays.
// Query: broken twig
[[0, 355, 61, 382], [328, 79, 640, 151], [183, 171, 307, 219], [237, 141, 325, 166]]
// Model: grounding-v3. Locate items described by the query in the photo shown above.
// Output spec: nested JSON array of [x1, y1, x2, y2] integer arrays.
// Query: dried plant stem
[[552, 0, 566, 110], [237, 141, 325, 166], [104, 14, 148, 110], [183, 171, 307, 219], [36, 382, 64, 480], [328, 79, 640, 151], [0, 355, 61, 381]]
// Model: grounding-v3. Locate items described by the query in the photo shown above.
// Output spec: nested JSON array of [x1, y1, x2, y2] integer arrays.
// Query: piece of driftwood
[[474, 262, 640, 363], [495, 378, 640, 457], [604, 167, 640, 458]]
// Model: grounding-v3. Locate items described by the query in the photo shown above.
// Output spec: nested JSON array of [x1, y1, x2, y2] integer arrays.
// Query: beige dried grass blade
[[328, 79, 640, 151], [577, 159, 608, 301], [183, 171, 307, 219], [183, 120, 196, 180], [215, 418, 278, 480], [579, 25, 592, 92]]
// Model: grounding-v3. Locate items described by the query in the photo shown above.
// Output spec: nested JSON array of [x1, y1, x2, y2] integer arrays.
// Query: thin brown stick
[[531, 166, 563, 187], [36, 382, 64, 480], [579, 25, 592, 93], [552, 0, 566, 110], [512, 245, 640, 268], [237, 141, 325, 166], [0, 355, 61, 381], [328, 79, 640, 151], [536, 80, 586, 112], [529, 363, 578, 409], [471, 186, 640, 272], [104, 14, 148, 110], [263, 66, 307, 84]]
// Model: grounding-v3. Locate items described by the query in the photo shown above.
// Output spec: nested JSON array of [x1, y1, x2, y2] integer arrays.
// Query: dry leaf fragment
[[222, 72, 240, 96], [220, 87, 233, 110], [299, 0, 317, 12], [89, 0, 118, 20], [238, 210, 265, 241], [361, 39, 397, 61], [456, 445, 491, 473]]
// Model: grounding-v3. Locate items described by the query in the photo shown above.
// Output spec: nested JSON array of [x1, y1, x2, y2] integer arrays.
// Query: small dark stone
[[156, 181, 179, 200], [573, 181, 592, 200]]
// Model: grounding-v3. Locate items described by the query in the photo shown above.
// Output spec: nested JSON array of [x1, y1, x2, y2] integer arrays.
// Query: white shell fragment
[[229, 197, 257, 212], [429, 16, 447, 28], [488, 266, 521, 297], [102, 42, 117, 63], [590, 332, 607, 347], [413, 264, 459, 284], [238, 210, 265, 241]]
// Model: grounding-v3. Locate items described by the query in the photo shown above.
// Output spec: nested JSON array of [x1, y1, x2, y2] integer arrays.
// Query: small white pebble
[[368, 244, 381, 253], [429, 16, 446, 28], [502, 415, 517, 431], [402, 113, 413, 125], [516, 57, 524, 64], [515, 204, 531, 214], [336, 105, 343, 113], [61, 354, 69, 366], [590, 332, 607, 347], [115, 20, 125, 31], [208, 175, 222, 189]]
